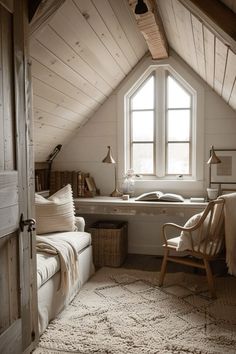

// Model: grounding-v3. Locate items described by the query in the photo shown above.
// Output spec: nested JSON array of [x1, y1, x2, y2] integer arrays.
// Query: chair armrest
[[162, 222, 196, 247], [75, 216, 85, 232]]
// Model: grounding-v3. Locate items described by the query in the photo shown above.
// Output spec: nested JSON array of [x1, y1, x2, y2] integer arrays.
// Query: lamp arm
[[114, 165, 117, 191], [209, 165, 211, 189]]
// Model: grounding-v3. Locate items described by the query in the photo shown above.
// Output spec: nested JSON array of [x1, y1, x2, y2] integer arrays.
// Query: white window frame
[[117, 53, 205, 196]]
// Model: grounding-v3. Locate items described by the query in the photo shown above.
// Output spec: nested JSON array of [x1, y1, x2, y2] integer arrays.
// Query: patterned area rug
[[35, 267, 236, 354]]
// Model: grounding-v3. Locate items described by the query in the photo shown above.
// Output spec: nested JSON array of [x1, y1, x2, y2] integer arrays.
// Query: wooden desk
[[74, 197, 207, 255], [74, 196, 207, 216]]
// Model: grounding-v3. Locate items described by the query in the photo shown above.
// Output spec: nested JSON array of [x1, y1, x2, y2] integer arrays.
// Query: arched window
[[127, 67, 194, 179]]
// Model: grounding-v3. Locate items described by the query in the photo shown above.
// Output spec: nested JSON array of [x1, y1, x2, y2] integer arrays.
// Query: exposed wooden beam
[[180, 0, 236, 52], [128, 0, 168, 59]]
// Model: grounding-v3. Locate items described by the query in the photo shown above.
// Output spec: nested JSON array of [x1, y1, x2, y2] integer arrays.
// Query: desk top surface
[[74, 196, 207, 208]]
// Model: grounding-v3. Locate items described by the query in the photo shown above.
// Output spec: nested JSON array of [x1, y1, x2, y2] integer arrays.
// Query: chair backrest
[[194, 199, 225, 257]]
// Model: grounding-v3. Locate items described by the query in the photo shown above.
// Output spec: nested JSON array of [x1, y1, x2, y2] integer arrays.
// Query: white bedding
[[37, 252, 60, 288], [36, 231, 92, 295]]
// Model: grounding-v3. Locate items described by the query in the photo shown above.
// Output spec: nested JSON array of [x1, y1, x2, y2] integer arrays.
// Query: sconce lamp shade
[[102, 146, 116, 164], [207, 146, 221, 165], [135, 0, 148, 14], [207, 145, 221, 191], [102, 146, 122, 197]]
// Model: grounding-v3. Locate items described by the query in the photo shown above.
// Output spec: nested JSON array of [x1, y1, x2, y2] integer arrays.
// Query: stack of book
[[49, 171, 99, 198], [35, 162, 50, 192]]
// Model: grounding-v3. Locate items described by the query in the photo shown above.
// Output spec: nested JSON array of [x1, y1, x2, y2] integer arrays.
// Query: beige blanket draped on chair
[[219, 192, 236, 276]]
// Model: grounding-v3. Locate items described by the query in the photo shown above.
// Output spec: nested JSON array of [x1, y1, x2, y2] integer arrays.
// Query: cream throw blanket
[[219, 192, 236, 275], [36, 234, 79, 295]]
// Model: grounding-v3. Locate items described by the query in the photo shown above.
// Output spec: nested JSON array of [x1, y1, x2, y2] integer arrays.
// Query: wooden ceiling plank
[[229, 80, 236, 109], [49, 11, 121, 89], [74, 0, 132, 73], [92, 0, 138, 66], [128, 0, 168, 59], [191, 15, 206, 80], [179, 0, 236, 53], [31, 58, 97, 112], [108, 0, 147, 58], [172, 0, 198, 71], [203, 26, 215, 88], [222, 49, 236, 102], [30, 0, 65, 34], [158, 0, 185, 61], [34, 109, 79, 131], [35, 127, 71, 141], [33, 95, 82, 122], [55, 0, 126, 78], [30, 39, 104, 105], [32, 77, 92, 117], [34, 121, 78, 134], [214, 38, 228, 95], [35, 25, 110, 98], [33, 106, 81, 124]]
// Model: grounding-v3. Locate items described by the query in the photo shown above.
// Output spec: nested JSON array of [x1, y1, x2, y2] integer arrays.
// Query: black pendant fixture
[[135, 0, 148, 14]]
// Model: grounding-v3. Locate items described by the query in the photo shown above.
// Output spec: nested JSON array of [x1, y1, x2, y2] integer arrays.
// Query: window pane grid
[[131, 111, 154, 142], [166, 142, 191, 175], [128, 69, 193, 178], [131, 142, 154, 174]]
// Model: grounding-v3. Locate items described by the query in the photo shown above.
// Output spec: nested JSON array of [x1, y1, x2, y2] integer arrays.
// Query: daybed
[[35, 185, 94, 335]]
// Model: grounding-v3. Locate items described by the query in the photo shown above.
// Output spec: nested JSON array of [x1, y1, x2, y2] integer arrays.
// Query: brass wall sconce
[[207, 145, 221, 189], [102, 146, 122, 197]]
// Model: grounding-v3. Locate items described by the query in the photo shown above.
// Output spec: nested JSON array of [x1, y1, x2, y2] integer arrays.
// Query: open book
[[135, 191, 184, 202]]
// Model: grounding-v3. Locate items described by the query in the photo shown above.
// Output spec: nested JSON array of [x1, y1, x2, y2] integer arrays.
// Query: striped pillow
[[35, 184, 75, 235]]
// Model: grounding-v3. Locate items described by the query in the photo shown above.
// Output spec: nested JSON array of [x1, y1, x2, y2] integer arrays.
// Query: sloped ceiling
[[30, 0, 236, 162], [30, 0, 148, 161], [158, 0, 236, 109]]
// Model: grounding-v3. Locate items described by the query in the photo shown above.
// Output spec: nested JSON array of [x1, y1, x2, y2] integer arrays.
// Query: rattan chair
[[159, 199, 225, 298]]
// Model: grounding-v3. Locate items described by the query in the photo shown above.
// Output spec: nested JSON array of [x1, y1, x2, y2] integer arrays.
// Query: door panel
[[0, 233, 20, 335], [0, 172, 18, 235], [0, 1, 37, 353]]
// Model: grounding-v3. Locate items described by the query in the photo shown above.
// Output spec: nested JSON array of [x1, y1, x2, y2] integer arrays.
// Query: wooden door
[[0, 1, 37, 353]]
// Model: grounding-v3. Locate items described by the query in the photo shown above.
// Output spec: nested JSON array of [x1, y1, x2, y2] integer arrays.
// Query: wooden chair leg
[[159, 248, 169, 287], [203, 258, 216, 299]]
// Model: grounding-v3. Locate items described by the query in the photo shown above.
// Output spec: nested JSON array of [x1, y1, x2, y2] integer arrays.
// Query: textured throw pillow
[[177, 213, 203, 251], [35, 184, 75, 235]]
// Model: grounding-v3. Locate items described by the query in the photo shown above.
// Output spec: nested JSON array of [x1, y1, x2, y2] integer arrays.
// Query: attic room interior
[[1, 0, 236, 353]]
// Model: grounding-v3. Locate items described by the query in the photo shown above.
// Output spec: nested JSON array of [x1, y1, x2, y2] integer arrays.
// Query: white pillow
[[35, 184, 76, 235], [177, 213, 203, 251]]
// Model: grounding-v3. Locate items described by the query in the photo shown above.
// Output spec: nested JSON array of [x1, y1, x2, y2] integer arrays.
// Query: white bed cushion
[[37, 231, 92, 288], [35, 184, 75, 235], [37, 252, 60, 289]]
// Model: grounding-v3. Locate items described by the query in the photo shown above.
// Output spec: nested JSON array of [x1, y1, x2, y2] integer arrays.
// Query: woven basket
[[89, 221, 128, 267]]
